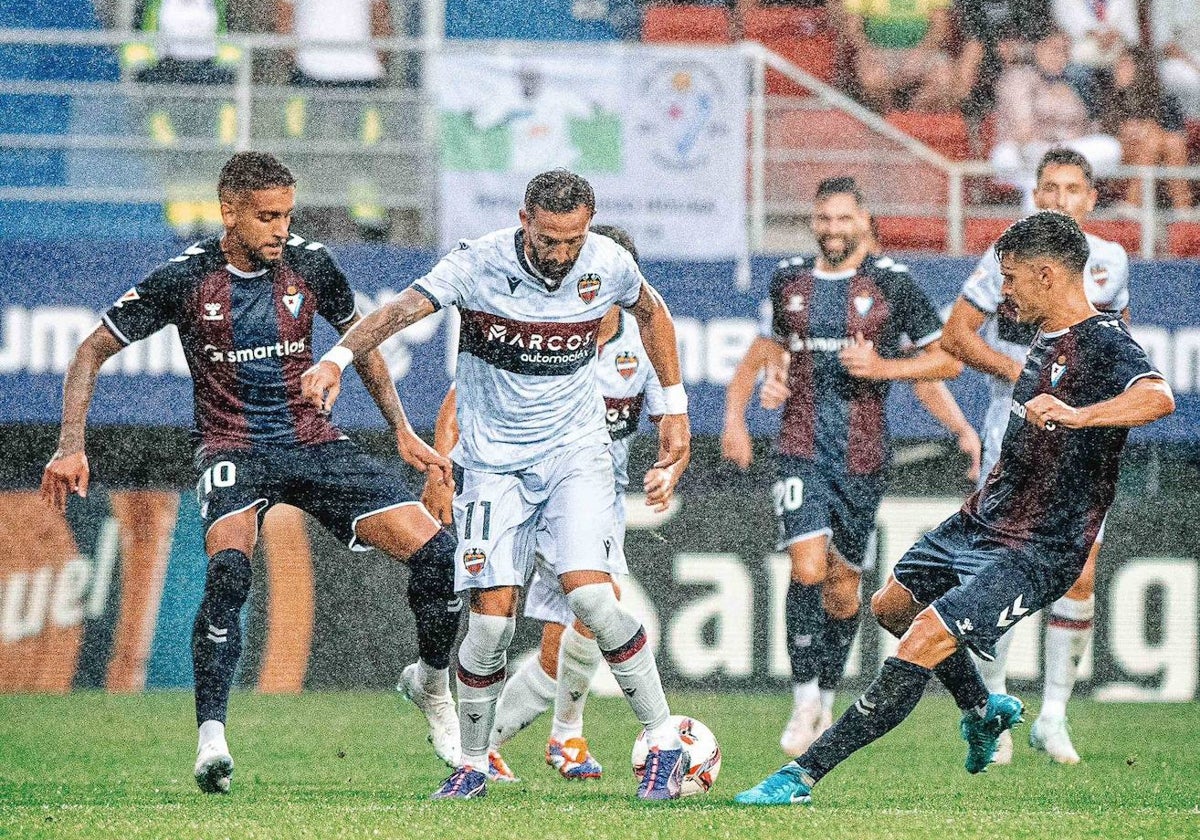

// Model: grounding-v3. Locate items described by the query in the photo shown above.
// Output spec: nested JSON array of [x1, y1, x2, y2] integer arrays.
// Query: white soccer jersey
[[598, 310, 666, 493], [960, 232, 1130, 480], [414, 226, 644, 473]]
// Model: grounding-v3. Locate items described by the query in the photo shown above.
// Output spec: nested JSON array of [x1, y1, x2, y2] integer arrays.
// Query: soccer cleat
[[193, 741, 234, 794], [487, 749, 520, 782], [734, 762, 814, 806], [546, 737, 603, 780], [398, 663, 461, 768], [1029, 717, 1081, 765], [431, 766, 488, 799], [993, 730, 1014, 765], [780, 700, 821, 755], [961, 693, 1025, 774], [635, 746, 688, 800]]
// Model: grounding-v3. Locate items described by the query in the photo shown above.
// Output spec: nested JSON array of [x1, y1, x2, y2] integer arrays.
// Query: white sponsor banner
[[433, 44, 748, 261]]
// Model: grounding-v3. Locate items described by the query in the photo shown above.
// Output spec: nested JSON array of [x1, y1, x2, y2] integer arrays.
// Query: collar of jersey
[[513, 229, 567, 291], [225, 263, 269, 279], [812, 265, 856, 281]]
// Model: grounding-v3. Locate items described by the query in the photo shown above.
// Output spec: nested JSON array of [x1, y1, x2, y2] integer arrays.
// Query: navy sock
[[796, 656, 932, 782], [816, 612, 861, 692], [933, 645, 989, 714], [406, 529, 462, 670], [192, 548, 252, 726], [786, 581, 824, 684]]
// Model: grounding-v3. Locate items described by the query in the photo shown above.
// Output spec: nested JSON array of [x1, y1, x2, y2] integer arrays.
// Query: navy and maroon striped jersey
[[768, 255, 944, 475], [966, 314, 1160, 555], [102, 234, 357, 457]]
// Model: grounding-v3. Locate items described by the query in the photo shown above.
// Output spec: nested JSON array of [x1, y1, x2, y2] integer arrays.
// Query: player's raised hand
[[759, 362, 791, 410], [1023, 393, 1084, 430], [654, 413, 691, 477], [720, 422, 753, 470], [396, 426, 453, 488], [840, 332, 883, 379], [643, 465, 681, 512], [40, 450, 89, 512], [300, 361, 342, 413]]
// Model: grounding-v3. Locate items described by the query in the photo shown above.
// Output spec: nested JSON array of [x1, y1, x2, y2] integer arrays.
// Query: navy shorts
[[772, 455, 885, 570], [892, 511, 1087, 661], [196, 440, 420, 551]]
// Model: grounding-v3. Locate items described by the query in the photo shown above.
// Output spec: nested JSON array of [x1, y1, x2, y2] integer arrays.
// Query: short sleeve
[[614, 248, 646, 309], [960, 247, 1003, 314], [412, 242, 475, 310], [1104, 326, 1161, 393], [101, 272, 179, 345], [309, 248, 358, 326], [642, 360, 667, 417], [890, 272, 944, 348]]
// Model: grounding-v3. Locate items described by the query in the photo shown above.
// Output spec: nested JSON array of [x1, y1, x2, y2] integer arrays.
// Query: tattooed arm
[[301, 286, 436, 413]]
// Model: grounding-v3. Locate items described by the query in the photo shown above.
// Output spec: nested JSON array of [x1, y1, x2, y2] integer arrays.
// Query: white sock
[[974, 629, 1015, 695], [1041, 595, 1094, 720], [793, 678, 819, 709], [490, 655, 556, 748], [198, 719, 226, 752], [567, 583, 679, 749], [416, 659, 450, 696], [456, 612, 516, 772], [820, 689, 836, 714], [550, 626, 601, 743]]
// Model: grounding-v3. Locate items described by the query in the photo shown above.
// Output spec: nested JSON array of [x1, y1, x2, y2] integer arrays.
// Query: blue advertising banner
[[1, 241, 1197, 441]]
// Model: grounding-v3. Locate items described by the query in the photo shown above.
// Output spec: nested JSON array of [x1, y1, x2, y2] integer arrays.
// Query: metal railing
[[0, 28, 1198, 255]]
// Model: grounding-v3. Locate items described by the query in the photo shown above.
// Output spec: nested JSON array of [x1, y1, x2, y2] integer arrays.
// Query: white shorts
[[453, 443, 620, 592], [524, 491, 628, 624]]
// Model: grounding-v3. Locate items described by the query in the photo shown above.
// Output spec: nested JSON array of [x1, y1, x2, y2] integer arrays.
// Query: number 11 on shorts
[[463, 500, 491, 541]]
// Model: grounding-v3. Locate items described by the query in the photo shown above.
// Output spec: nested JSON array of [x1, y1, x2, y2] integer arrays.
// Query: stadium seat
[[1187, 119, 1200, 163], [885, 111, 970, 161], [742, 5, 836, 96], [1082, 220, 1143, 254], [964, 216, 1017, 253], [641, 4, 732, 44], [874, 216, 948, 252], [1167, 222, 1200, 258]]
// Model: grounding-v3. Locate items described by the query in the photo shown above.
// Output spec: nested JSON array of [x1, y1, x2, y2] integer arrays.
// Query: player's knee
[[870, 587, 910, 638], [566, 582, 639, 651], [458, 612, 516, 676], [406, 529, 457, 604], [202, 548, 252, 609]]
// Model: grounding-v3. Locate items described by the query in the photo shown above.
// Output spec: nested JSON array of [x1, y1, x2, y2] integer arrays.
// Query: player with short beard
[[302, 170, 693, 801], [41, 151, 463, 795]]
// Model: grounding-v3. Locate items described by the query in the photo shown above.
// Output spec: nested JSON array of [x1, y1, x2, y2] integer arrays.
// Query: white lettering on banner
[[28, 307, 95, 374], [1098, 558, 1198, 702], [1130, 326, 1200, 394], [767, 553, 791, 679], [704, 319, 757, 385], [1, 566, 52, 643], [667, 553, 753, 678]]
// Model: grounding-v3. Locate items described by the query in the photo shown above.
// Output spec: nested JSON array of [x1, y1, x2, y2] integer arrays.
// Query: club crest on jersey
[[1051, 355, 1067, 387], [853, 295, 874, 316], [282, 285, 304, 318], [1090, 264, 1109, 286], [114, 287, 140, 308], [462, 547, 487, 576], [577, 273, 602, 303], [203, 302, 224, 321], [615, 352, 639, 379]]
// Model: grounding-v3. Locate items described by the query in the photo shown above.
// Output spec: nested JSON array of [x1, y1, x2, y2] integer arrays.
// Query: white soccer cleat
[[780, 700, 821, 756], [1029, 717, 1080, 765], [992, 729, 1013, 765], [398, 663, 461, 768], [194, 740, 234, 794]]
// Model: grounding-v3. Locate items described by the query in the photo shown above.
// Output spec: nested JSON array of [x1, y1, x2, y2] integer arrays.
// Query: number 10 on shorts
[[198, 461, 237, 499]]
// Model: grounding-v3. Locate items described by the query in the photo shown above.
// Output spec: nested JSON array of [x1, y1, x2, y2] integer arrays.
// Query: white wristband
[[321, 345, 355, 372], [662, 383, 688, 415]]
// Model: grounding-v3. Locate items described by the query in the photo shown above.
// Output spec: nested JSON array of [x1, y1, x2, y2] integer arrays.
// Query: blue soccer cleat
[[961, 693, 1025, 774], [636, 746, 688, 800], [431, 766, 488, 799], [734, 762, 814, 806]]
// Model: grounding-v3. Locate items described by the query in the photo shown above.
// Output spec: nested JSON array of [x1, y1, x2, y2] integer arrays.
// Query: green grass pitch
[[1, 691, 1197, 839]]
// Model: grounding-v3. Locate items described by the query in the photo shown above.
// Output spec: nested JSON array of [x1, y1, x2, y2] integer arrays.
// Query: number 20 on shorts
[[772, 477, 804, 516]]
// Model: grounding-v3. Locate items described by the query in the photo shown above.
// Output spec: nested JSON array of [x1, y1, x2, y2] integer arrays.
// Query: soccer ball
[[631, 715, 721, 796]]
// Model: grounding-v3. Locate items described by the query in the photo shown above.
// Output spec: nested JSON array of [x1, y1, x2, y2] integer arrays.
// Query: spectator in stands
[[955, 0, 1053, 120], [842, 0, 961, 113], [1152, 0, 1200, 119], [1051, 0, 1137, 72], [989, 29, 1122, 207], [1101, 46, 1193, 211], [276, 0, 394, 239], [123, 0, 241, 236]]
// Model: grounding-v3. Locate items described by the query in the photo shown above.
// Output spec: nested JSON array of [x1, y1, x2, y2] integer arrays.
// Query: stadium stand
[[1167, 221, 1200, 257], [740, 3, 837, 96], [640, 4, 733, 45]]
